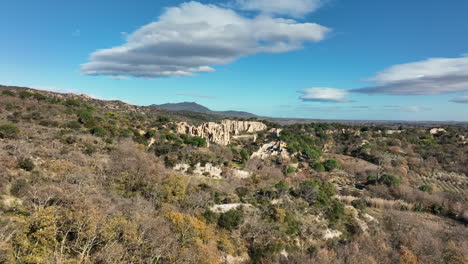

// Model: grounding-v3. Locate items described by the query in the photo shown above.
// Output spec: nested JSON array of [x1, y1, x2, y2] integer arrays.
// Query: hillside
[[0, 86, 467, 264], [152, 102, 257, 118]]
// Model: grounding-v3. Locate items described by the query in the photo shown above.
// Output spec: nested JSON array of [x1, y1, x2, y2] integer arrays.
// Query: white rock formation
[[174, 163, 223, 179], [251, 141, 289, 160], [176, 120, 267, 146], [430, 128, 446, 134], [210, 203, 252, 213], [231, 169, 252, 179]]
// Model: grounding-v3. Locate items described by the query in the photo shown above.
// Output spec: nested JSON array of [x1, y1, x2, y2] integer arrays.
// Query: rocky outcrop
[[174, 163, 223, 179], [251, 141, 289, 160], [176, 120, 267, 146]]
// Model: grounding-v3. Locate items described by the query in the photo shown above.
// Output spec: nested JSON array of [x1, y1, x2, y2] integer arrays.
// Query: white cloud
[[81, 1, 330, 78], [354, 55, 468, 95], [236, 0, 324, 17], [34, 86, 83, 94], [451, 94, 468, 104], [108, 75, 131, 80], [298, 87, 351, 102]]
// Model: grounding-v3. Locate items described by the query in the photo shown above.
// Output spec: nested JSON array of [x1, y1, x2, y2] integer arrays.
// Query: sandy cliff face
[[176, 120, 267, 145]]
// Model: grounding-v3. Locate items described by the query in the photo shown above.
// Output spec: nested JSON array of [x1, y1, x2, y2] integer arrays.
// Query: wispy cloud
[[81, 1, 330, 78], [298, 88, 351, 102], [235, 0, 325, 17], [108, 75, 131, 80], [450, 94, 468, 104], [353, 55, 468, 95], [284, 104, 430, 112]]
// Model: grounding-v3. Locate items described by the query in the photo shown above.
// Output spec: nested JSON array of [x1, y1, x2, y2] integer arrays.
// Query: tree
[[217, 209, 244, 231]]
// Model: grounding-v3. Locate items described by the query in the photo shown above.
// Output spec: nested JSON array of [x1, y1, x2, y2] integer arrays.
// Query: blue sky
[[1, 0, 468, 121]]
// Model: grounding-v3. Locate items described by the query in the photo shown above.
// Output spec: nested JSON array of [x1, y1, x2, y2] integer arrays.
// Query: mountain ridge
[[151, 102, 257, 118]]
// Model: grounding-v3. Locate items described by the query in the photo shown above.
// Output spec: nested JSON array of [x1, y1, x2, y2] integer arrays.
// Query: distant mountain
[[151, 102, 257, 118]]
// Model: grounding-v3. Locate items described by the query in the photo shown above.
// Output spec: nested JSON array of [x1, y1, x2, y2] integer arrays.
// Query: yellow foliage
[[44, 160, 76, 174], [216, 231, 236, 255], [165, 212, 213, 246], [13, 206, 59, 264], [162, 175, 187, 202], [400, 246, 418, 264]]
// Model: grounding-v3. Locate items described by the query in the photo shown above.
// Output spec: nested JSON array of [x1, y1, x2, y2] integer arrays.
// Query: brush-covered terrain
[[0, 86, 467, 264]]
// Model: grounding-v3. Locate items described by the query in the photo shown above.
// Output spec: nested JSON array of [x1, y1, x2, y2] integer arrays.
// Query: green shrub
[[296, 180, 336, 207], [326, 199, 346, 224], [90, 126, 106, 137], [275, 181, 289, 193], [351, 199, 368, 210], [162, 133, 177, 141], [184, 136, 207, 147], [323, 159, 340, 171], [284, 166, 295, 175], [83, 143, 97, 155], [18, 91, 33, 99], [2, 90, 16, 97], [379, 174, 401, 186], [0, 124, 20, 139], [202, 209, 218, 224], [76, 109, 94, 124], [32, 93, 47, 101], [218, 209, 244, 231], [10, 179, 28, 197], [144, 130, 156, 139], [64, 99, 81, 107], [66, 120, 81, 129], [240, 149, 249, 161], [419, 184, 433, 192], [39, 120, 59, 127], [313, 162, 325, 172], [18, 158, 35, 171]]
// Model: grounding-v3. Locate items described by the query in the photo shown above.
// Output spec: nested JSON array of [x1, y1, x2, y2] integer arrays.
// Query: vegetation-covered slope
[[0, 86, 467, 264]]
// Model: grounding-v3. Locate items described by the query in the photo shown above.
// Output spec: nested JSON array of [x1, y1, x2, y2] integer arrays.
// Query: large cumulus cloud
[[81, 1, 330, 78]]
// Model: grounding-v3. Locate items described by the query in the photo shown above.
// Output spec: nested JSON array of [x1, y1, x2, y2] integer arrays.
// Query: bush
[[379, 174, 401, 186], [202, 209, 218, 224], [0, 124, 19, 139], [90, 126, 106, 137], [184, 136, 207, 147], [275, 181, 289, 193], [240, 149, 249, 161], [323, 159, 340, 171], [18, 91, 33, 99], [39, 120, 59, 127], [32, 93, 47, 101], [144, 130, 156, 139], [64, 99, 81, 107], [285, 166, 295, 175], [419, 184, 433, 192], [66, 120, 81, 129], [18, 158, 35, 171], [77, 109, 94, 124], [2, 90, 16, 97], [218, 209, 244, 231], [351, 199, 368, 210], [313, 162, 325, 172], [10, 179, 28, 196]]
